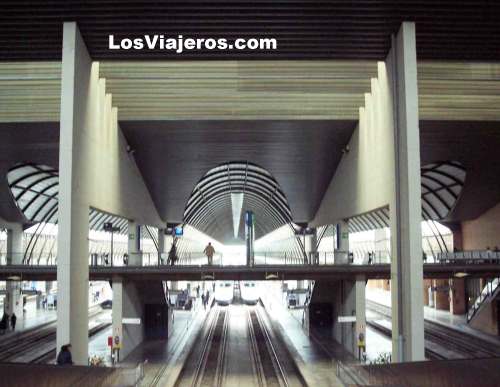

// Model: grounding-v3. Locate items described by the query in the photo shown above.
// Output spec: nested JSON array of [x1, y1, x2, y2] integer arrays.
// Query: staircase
[[467, 277, 500, 323]]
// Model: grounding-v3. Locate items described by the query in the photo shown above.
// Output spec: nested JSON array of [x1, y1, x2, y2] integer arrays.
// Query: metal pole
[[110, 231, 114, 267]]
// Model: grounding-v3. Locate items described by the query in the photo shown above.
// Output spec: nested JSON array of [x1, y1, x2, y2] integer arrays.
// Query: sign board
[[338, 315, 356, 323], [108, 336, 113, 347], [122, 317, 141, 325]]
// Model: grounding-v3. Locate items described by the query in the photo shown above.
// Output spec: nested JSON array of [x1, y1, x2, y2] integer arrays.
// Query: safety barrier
[[437, 250, 500, 263]]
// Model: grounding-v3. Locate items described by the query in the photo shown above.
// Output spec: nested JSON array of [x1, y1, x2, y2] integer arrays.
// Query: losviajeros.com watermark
[[109, 35, 277, 53]]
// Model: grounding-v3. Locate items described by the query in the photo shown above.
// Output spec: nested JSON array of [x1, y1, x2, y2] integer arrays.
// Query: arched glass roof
[[7, 163, 132, 235], [348, 161, 466, 233], [183, 161, 292, 242]]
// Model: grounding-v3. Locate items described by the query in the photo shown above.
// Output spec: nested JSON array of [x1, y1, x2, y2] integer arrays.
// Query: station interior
[[1, 2, 500, 386]]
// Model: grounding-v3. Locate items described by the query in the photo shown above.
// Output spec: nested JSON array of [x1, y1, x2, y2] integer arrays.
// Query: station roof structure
[[1, 1, 500, 61], [1, 1, 500, 242]]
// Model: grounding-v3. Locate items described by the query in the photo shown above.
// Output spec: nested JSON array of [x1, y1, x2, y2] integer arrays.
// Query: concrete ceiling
[[2, 61, 500, 123], [0, 120, 499, 241], [119, 120, 356, 231], [2, 1, 500, 60]]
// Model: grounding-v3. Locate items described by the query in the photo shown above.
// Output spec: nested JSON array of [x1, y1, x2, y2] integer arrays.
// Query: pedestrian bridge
[[1, 261, 499, 282]]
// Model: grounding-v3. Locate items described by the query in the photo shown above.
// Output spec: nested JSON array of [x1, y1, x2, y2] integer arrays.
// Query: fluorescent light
[[231, 192, 244, 238]]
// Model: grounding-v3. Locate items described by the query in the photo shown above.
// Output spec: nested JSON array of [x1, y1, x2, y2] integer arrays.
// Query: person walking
[[57, 344, 73, 365], [168, 243, 177, 266], [203, 242, 215, 265], [201, 293, 206, 310], [10, 313, 17, 331]]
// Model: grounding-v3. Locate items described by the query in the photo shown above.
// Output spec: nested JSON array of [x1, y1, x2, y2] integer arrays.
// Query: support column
[[335, 220, 350, 264], [128, 220, 142, 266], [5, 224, 24, 318], [56, 22, 91, 365], [433, 279, 450, 310], [388, 22, 425, 362], [449, 223, 466, 314], [112, 278, 123, 362], [337, 220, 349, 251], [304, 228, 318, 264], [157, 228, 165, 264], [355, 275, 366, 360], [7, 224, 23, 264]]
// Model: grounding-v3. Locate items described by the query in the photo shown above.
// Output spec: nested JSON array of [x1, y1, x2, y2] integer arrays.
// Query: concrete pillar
[[304, 228, 318, 264], [433, 279, 450, 310], [388, 22, 425, 362], [7, 224, 23, 264], [335, 278, 365, 356], [128, 220, 141, 266], [112, 278, 144, 361], [56, 22, 91, 365], [355, 275, 367, 360], [5, 224, 24, 317], [157, 228, 165, 264], [422, 279, 432, 307], [337, 220, 349, 251], [450, 278, 466, 315]]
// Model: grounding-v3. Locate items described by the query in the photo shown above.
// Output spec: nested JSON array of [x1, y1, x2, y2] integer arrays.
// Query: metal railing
[[437, 250, 500, 264]]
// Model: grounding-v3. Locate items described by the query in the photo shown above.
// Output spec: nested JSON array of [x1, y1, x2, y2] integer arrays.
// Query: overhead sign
[[338, 316, 356, 323], [122, 317, 141, 325]]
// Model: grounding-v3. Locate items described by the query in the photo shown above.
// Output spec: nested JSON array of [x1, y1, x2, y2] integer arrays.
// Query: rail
[[437, 250, 500, 264]]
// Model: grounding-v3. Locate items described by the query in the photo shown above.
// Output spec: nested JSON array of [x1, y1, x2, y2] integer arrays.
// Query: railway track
[[175, 305, 305, 387], [0, 308, 110, 364], [367, 300, 500, 359], [174, 306, 228, 387], [247, 308, 290, 387]]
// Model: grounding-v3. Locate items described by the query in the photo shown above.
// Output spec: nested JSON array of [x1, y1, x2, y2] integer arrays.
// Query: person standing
[[203, 242, 215, 265], [201, 293, 206, 310], [10, 313, 17, 331], [168, 243, 177, 266]]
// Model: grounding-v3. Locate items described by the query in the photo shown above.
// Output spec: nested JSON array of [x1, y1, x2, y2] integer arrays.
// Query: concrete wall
[[63, 57, 162, 227], [462, 202, 500, 250], [312, 64, 394, 226]]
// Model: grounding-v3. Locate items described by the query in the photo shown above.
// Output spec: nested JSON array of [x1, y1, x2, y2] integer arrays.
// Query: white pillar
[[304, 228, 318, 264], [388, 22, 425, 362], [56, 22, 91, 365], [157, 228, 165, 263], [337, 220, 349, 252], [7, 224, 23, 264], [5, 225, 24, 317], [112, 278, 144, 360], [128, 220, 141, 265], [355, 275, 366, 359], [112, 278, 123, 361]]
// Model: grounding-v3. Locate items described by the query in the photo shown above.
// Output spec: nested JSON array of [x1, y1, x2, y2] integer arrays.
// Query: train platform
[[0, 297, 57, 337], [260, 283, 355, 387], [366, 288, 500, 347]]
